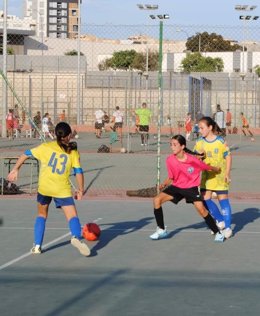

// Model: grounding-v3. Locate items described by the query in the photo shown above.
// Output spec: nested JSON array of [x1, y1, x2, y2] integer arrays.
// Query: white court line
[[0, 232, 71, 271], [0, 218, 103, 272]]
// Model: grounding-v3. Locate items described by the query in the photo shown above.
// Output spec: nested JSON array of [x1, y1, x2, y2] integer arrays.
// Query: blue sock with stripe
[[34, 216, 46, 246], [219, 199, 232, 229], [204, 199, 224, 223], [69, 217, 81, 239]]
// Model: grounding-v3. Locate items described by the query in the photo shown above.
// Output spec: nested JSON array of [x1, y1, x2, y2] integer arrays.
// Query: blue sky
[[5, 0, 260, 26]]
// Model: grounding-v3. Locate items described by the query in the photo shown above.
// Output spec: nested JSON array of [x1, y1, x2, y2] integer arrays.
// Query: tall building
[[24, 0, 79, 39]]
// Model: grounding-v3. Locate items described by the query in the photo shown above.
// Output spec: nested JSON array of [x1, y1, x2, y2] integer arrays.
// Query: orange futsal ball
[[82, 223, 101, 241]]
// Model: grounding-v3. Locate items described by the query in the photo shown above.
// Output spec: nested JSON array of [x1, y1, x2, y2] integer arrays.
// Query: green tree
[[64, 49, 84, 56], [98, 50, 159, 71], [254, 65, 260, 77], [181, 52, 224, 73], [186, 32, 243, 52], [0, 47, 14, 55]]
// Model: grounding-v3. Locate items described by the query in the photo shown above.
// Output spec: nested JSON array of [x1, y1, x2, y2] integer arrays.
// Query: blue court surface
[[1, 197, 260, 316]]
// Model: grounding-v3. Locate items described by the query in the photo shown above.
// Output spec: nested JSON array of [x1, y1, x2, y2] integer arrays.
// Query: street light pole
[[137, 4, 159, 101], [150, 13, 169, 190], [1, 0, 7, 138], [235, 4, 258, 74], [77, 0, 81, 125], [196, 32, 201, 53]]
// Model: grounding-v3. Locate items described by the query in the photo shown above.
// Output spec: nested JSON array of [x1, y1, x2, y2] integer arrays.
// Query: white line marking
[[0, 232, 71, 271], [0, 217, 103, 271]]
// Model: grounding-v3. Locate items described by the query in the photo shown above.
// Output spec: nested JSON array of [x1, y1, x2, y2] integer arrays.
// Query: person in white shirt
[[213, 104, 226, 135], [42, 113, 54, 139], [94, 109, 104, 138], [111, 106, 124, 142]]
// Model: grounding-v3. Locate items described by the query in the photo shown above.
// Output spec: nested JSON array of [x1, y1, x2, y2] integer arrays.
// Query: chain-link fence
[[1, 23, 260, 130], [0, 23, 260, 194]]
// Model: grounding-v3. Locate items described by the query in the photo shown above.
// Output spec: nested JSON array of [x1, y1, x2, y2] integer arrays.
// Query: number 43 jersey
[[29, 141, 82, 197]]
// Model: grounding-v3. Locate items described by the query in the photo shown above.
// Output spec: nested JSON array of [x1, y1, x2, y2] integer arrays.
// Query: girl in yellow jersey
[[7, 122, 90, 256], [194, 117, 233, 239]]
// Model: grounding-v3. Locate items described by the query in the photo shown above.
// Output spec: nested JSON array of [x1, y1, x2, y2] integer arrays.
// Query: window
[[49, 25, 57, 31], [72, 9, 77, 16], [49, 17, 57, 23], [49, 10, 57, 16], [73, 25, 78, 32]]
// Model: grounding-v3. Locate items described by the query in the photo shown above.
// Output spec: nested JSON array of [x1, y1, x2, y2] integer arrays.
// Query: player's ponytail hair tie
[[55, 122, 76, 153]]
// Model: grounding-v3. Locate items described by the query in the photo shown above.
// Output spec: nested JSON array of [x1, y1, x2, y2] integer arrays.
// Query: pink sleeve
[[193, 156, 211, 171], [166, 157, 173, 179]]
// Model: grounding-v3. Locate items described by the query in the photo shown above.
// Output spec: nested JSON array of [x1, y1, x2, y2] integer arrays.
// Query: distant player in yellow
[[7, 122, 90, 256], [194, 116, 233, 239]]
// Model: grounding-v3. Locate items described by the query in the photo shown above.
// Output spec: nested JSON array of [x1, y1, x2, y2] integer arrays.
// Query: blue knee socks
[[34, 216, 46, 246], [69, 217, 82, 239], [204, 199, 224, 223], [219, 199, 232, 229]]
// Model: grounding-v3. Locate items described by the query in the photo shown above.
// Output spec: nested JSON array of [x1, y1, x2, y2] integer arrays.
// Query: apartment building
[[24, 0, 79, 39]]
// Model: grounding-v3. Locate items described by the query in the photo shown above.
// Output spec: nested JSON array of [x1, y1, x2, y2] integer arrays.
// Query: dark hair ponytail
[[171, 134, 203, 157], [55, 122, 77, 153], [199, 116, 224, 136]]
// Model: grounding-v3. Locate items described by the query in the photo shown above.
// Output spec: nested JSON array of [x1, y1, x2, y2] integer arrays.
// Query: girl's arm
[[159, 178, 172, 191], [75, 173, 85, 201], [206, 164, 221, 173], [7, 154, 29, 182], [225, 154, 232, 183]]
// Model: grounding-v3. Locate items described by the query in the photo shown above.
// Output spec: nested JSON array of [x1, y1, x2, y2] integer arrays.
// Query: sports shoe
[[214, 232, 225, 243], [150, 227, 169, 240], [216, 220, 225, 230], [223, 228, 233, 239], [71, 237, 91, 256], [31, 245, 42, 254], [210, 220, 225, 235]]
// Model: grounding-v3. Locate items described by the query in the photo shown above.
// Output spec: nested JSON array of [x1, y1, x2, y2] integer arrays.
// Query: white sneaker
[[223, 228, 233, 239], [210, 220, 225, 235], [71, 237, 91, 256], [216, 220, 225, 230], [150, 227, 169, 240], [31, 245, 42, 254], [214, 232, 225, 243]]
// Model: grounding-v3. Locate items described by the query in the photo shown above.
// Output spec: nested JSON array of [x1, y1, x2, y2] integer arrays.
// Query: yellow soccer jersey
[[29, 141, 82, 197], [194, 136, 231, 191]]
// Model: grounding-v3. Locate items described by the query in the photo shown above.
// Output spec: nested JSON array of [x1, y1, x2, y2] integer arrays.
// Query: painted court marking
[[0, 231, 71, 271], [0, 217, 103, 271]]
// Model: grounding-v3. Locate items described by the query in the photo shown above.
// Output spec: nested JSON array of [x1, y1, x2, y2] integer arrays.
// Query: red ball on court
[[82, 223, 101, 241]]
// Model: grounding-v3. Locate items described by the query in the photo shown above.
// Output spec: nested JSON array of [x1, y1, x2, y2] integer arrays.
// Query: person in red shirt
[[150, 134, 224, 242], [240, 112, 254, 141], [226, 109, 232, 134], [185, 112, 192, 141], [6, 109, 15, 139]]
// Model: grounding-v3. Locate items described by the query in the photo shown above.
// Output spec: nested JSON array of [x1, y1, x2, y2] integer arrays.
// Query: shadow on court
[[165, 207, 260, 239], [232, 208, 260, 234], [44, 240, 71, 253], [90, 217, 153, 256]]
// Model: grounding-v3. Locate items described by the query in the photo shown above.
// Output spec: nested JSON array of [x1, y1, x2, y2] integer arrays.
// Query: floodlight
[[137, 4, 144, 9], [145, 4, 158, 10], [149, 14, 156, 19], [253, 16, 259, 20]]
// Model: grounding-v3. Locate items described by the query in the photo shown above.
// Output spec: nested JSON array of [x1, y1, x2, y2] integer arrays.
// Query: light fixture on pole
[[136, 3, 159, 100], [149, 13, 170, 190], [235, 4, 258, 74]]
